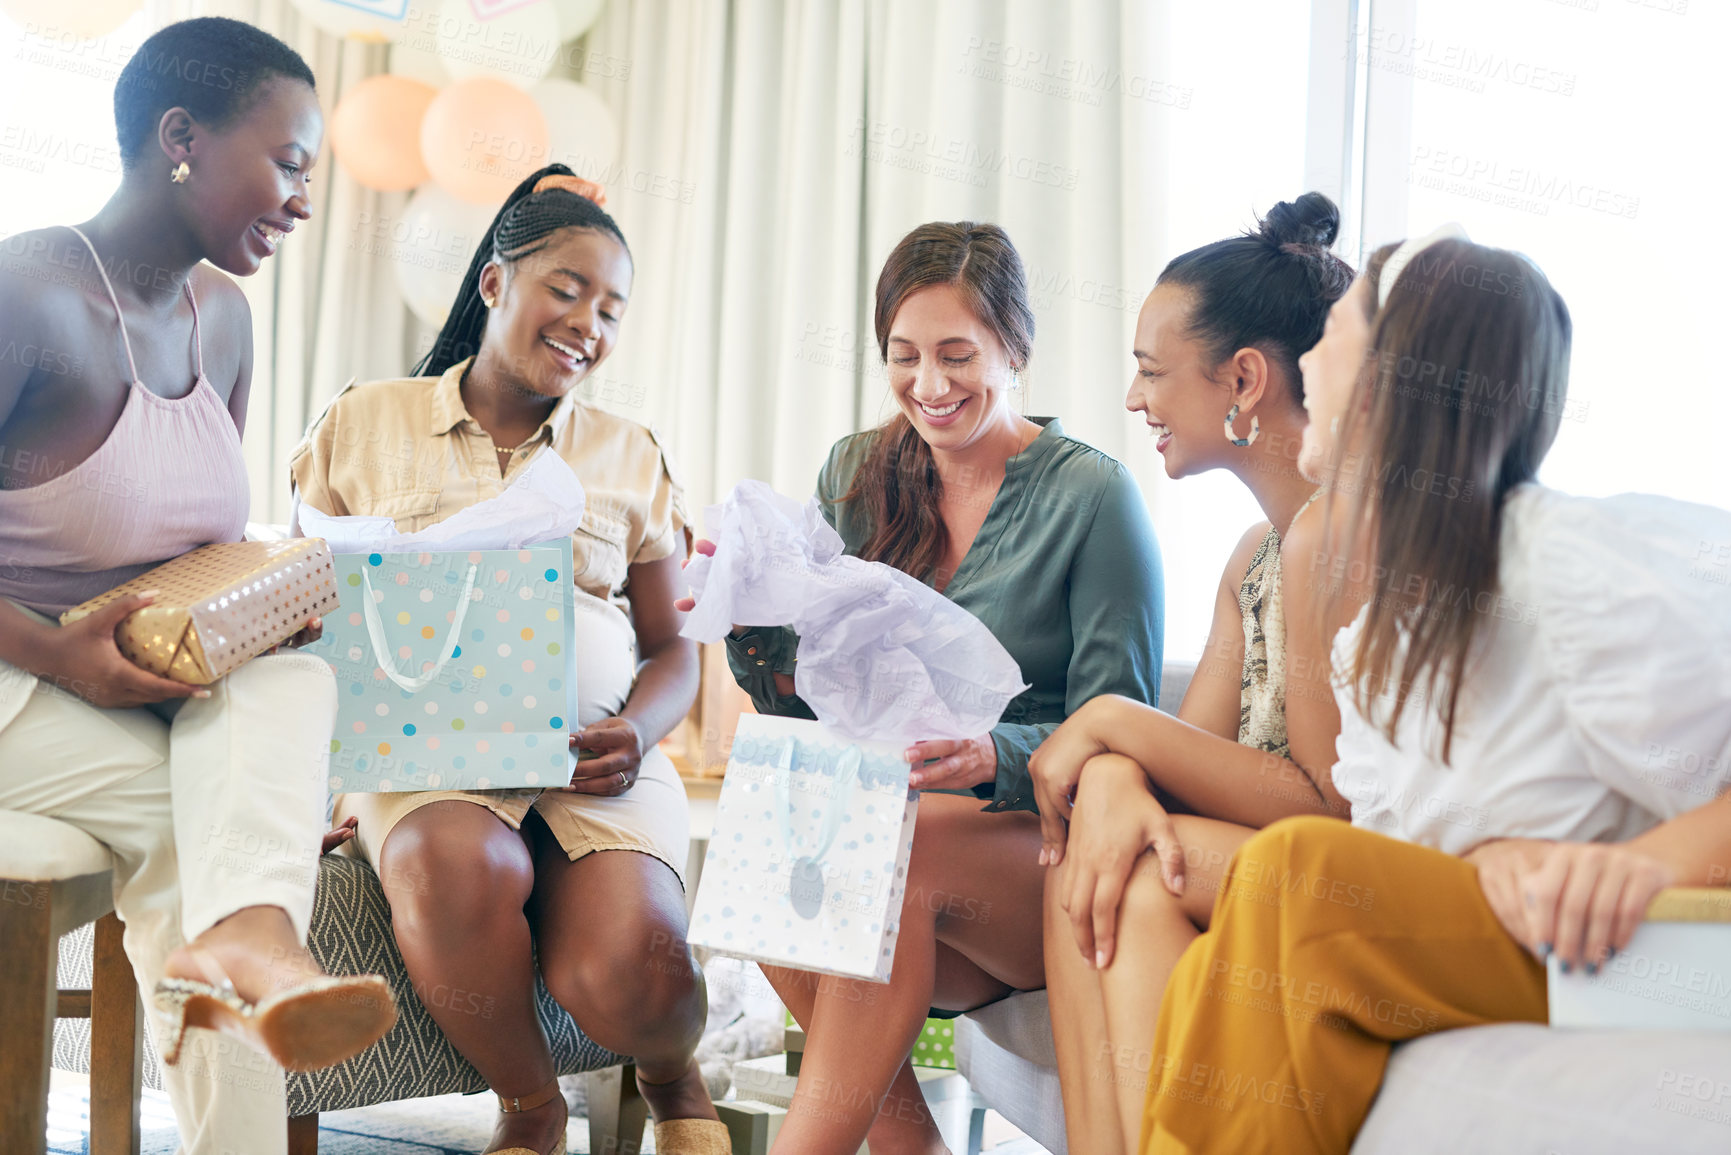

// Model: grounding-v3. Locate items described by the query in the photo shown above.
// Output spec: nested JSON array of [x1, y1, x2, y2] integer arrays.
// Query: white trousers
[[0, 648, 336, 1155]]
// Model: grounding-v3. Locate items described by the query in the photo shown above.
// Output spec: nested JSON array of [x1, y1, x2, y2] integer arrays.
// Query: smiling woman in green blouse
[[692, 221, 1164, 1154]]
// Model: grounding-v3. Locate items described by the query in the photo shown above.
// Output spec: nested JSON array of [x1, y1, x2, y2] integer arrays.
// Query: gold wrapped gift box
[[60, 540, 340, 685]]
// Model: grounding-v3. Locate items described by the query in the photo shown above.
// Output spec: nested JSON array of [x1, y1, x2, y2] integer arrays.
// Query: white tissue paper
[[295, 449, 586, 552], [680, 480, 1029, 745]]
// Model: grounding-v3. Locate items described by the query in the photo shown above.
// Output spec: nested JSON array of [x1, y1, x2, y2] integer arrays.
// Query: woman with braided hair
[[290, 164, 726, 1155]]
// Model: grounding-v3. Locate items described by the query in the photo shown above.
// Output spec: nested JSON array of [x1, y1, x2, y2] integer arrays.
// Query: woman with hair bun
[[1031, 193, 1358, 1154], [292, 164, 726, 1155], [0, 16, 396, 1155]]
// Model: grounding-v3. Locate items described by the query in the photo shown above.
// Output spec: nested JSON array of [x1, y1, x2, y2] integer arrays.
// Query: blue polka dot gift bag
[[296, 454, 586, 793], [688, 714, 919, 983], [300, 545, 580, 793]]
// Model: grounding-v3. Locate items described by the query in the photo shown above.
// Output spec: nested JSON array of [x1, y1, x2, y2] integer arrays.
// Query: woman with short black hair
[[0, 17, 393, 1155]]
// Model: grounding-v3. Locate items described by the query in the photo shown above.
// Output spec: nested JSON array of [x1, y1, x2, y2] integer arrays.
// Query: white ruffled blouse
[[1330, 485, 1731, 854]]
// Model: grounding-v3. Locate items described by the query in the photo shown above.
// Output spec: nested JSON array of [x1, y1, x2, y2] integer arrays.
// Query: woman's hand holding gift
[[263, 615, 324, 656], [906, 734, 997, 791], [40, 592, 208, 708], [1057, 753, 1186, 970], [1468, 837, 1676, 973], [565, 716, 646, 795]]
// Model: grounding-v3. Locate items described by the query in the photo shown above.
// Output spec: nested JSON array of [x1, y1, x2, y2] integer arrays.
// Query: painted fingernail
[[1559, 959, 1572, 975], [1586, 961, 1599, 977], [1538, 942, 1553, 961]]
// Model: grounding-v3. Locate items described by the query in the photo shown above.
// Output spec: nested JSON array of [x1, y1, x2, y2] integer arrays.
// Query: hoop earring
[[170, 161, 190, 184], [1225, 404, 1259, 448]]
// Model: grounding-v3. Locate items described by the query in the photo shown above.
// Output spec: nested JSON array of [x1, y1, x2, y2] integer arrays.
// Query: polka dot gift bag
[[688, 714, 919, 983], [297, 453, 584, 792]]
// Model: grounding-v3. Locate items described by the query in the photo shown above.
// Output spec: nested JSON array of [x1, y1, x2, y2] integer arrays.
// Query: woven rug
[[45, 1071, 649, 1155]]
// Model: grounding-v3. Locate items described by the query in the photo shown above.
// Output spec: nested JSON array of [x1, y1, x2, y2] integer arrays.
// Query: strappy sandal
[[653, 1118, 732, 1154], [483, 1078, 567, 1155], [152, 947, 397, 1073]]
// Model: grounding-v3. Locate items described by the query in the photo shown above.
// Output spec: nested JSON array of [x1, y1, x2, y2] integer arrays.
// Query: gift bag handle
[[772, 737, 861, 867], [360, 564, 479, 693]]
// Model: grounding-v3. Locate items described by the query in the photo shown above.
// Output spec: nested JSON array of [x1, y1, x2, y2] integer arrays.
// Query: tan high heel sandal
[[484, 1078, 567, 1155], [152, 947, 397, 1073], [653, 1118, 732, 1155]]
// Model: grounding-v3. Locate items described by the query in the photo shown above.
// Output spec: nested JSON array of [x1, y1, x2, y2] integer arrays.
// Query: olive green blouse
[[725, 418, 1165, 813]]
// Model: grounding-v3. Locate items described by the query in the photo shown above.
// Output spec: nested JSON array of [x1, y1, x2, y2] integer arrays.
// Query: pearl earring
[[170, 161, 190, 184]]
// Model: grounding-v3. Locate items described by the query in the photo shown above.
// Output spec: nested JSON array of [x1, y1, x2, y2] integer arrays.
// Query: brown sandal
[[483, 1078, 567, 1155], [653, 1118, 732, 1155], [153, 948, 396, 1073]]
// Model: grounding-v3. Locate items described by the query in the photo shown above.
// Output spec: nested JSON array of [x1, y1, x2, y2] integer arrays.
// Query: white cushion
[[962, 988, 1058, 1069], [0, 810, 113, 881], [1355, 1023, 1731, 1153], [955, 1010, 1067, 1155]]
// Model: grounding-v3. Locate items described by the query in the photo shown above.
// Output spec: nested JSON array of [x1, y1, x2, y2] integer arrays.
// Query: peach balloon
[[329, 75, 436, 192], [420, 77, 550, 206]]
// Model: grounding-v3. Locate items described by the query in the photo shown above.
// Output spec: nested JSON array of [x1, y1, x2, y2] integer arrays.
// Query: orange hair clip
[[533, 173, 607, 208]]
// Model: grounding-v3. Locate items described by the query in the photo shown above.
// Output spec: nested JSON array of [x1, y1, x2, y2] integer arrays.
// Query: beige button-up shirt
[[289, 357, 689, 619]]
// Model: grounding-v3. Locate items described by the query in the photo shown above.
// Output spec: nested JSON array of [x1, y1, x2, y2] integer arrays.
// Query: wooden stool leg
[[0, 879, 55, 1155], [89, 912, 142, 1155], [287, 1112, 319, 1155], [587, 1063, 649, 1155]]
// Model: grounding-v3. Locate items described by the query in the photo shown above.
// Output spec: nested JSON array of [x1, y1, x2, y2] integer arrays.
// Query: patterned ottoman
[[55, 853, 639, 1153]]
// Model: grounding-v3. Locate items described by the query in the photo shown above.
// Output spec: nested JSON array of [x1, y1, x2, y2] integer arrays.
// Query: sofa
[[955, 660, 1731, 1154]]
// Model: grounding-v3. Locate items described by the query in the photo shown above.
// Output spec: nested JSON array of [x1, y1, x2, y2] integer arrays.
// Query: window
[[1141, 0, 1315, 660], [0, 14, 148, 236], [1366, 0, 1730, 508]]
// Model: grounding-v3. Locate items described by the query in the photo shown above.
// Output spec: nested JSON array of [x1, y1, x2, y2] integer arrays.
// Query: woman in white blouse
[[1131, 225, 1731, 1154]]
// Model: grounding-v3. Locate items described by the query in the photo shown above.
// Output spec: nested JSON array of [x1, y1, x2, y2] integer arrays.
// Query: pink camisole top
[[0, 226, 251, 617]]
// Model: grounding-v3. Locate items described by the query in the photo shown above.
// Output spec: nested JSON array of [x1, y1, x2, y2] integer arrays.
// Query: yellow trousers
[[1141, 816, 1548, 1154]]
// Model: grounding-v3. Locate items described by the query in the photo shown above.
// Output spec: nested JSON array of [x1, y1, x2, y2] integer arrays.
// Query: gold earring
[[170, 161, 190, 184], [482, 294, 496, 308]]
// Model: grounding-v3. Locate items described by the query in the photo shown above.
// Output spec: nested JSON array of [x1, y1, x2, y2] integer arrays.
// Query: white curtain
[[582, 0, 1174, 512]]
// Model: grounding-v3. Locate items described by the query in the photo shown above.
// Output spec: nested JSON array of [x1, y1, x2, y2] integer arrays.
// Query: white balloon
[[430, 0, 561, 87], [528, 79, 618, 185], [386, 37, 448, 88], [387, 184, 499, 328], [550, 0, 605, 40], [288, 0, 411, 42]]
